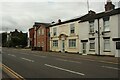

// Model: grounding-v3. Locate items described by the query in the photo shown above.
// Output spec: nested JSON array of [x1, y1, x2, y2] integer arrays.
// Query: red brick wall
[[36, 25, 50, 51], [29, 28, 34, 47]]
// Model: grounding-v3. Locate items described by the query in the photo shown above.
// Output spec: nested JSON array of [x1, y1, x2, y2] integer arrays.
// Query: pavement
[[19, 48, 119, 64]]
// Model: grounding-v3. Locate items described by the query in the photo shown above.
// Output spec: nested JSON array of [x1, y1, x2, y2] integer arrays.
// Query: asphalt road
[[2, 48, 119, 79]]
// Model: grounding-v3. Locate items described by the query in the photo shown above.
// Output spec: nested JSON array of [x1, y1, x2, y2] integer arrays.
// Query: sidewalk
[[29, 50, 119, 64], [9, 48, 119, 64]]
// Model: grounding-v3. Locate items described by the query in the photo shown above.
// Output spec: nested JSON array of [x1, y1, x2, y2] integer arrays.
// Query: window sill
[[89, 32, 95, 35], [70, 33, 75, 35], [69, 47, 76, 49], [89, 49, 95, 51], [102, 31, 110, 33], [103, 50, 111, 52]]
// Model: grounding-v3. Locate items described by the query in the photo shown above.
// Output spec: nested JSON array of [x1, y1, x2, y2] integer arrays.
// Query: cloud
[[0, 0, 119, 33]]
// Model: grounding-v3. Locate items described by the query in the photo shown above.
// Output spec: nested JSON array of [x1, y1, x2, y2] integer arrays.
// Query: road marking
[[56, 58, 81, 64], [2, 64, 25, 79], [8, 54, 16, 57], [99, 61, 118, 64], [45, 64, 85, 76], [21, 53, 29, 55], [21, 57, 34, 62], [101, 66, 120, 70], [33, 55, 46, 58], [51, 55, 118, 65]]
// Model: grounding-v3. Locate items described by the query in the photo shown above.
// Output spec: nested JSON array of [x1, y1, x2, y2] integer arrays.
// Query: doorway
[[61, 40, 65, 52], [82, 42, 86, 54]]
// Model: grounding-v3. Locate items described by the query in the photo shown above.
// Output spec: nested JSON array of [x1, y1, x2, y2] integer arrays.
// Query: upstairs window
[[38, 29, 41, 35], [103, 20, 109, 31], [53, 27, 57, 36], [41, 28, 44, 35], [89, 22, 94, 33], [103, 16, 110, 32], [70, 23, 75, 34]]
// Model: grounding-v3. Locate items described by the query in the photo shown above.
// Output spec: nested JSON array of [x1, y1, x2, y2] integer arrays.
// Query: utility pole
[[87, 0, 89, 12]]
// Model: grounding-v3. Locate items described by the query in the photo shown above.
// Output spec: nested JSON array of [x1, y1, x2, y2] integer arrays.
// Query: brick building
[[29, 28, 34, 48], [29, 22, 50, 51]]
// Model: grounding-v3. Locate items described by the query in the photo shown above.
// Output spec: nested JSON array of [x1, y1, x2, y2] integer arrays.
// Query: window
[[70, 23, 75, 34], [104, 39, 110, 51], [69, 39, 76, 48], [53, 40, 58, 47], [38, 29, 41, 35], [103, 20, 109, 31], [53, 28, 57, 36], [89, 40, 95, 50], [41, 28, 44, 35], [89, 22, 94, 33]]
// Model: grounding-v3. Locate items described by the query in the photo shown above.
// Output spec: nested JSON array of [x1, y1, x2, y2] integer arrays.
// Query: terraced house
[[50, 19, 80, 53], [78, 1, 120, 57]]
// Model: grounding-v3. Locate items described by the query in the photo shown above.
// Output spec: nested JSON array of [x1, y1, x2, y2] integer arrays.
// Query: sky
[[0, 0, 119, 33]]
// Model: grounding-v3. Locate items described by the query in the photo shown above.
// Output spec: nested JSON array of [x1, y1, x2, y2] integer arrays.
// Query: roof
[[49, 8, 120, 27], [79, 8, 120, 22], [33, 22, 51, 28], [49, 16, 83, 27]]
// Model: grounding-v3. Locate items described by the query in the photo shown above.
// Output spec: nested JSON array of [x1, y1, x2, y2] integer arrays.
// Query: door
[[82, 42, 86, 54], [61, 40, 65, 52]]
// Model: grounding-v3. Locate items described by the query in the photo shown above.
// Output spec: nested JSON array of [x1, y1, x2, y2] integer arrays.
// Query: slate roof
[[49, 8, 120, 27], [79, 8, 120, 22]]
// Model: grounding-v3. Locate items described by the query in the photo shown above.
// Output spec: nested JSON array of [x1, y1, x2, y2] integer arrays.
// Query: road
[[2, 47, 119, 79]]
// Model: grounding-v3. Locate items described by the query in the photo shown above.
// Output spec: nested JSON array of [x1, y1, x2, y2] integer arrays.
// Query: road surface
[[2, 47, 119, 79]]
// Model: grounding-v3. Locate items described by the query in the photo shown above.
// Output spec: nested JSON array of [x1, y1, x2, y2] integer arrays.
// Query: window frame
[[104, 39, 110, 51], [69, 39, 76, 48], [89, 22, 94, 33], [53, 27, 57, 36], [89, 40, 95, 51], [53, 40, 58, 47], [70, 23, 75, 34], [103, 20, 110, 32]]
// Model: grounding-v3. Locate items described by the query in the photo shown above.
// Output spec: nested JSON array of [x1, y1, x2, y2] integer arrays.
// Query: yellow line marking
[[2, 64, 25, 79]]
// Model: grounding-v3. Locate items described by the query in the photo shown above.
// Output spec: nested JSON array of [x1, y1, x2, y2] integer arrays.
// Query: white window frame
[[41, 28, 44, 35], [89, 22, 94, 33], [53, 27, 57, 36], [70, 23, 75, 34], [69, 39, 76, 48], [53, 40, 58, 47], [103, 20, 109, 31], [89, 40, 95, 50], [38, 29, 41, 35], [104, 39, 110, 51]]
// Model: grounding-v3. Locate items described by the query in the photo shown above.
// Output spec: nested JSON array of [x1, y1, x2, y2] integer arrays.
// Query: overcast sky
[[0, 0, 119, 33]]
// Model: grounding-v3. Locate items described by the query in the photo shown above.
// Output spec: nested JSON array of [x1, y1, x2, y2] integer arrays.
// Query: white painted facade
[[50, 21, 80, 53], [79, 14, 120, 57]]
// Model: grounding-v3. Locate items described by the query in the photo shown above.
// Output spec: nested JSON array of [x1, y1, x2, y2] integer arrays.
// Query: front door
[[82, 42, 86, 54], [61, 40, 65, 52]]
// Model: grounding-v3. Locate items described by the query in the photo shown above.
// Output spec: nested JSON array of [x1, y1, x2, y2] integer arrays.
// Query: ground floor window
[[89, 40, 95, 50], [69, 39, 76, 48], [53, 40, 58, 47], [104, 39, 110, 51]]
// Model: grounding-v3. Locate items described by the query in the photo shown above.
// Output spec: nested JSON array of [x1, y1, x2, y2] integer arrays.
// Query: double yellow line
[[2, 64, 25, 80]]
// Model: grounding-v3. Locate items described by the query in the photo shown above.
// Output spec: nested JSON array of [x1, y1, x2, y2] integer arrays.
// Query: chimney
[[58, 19, 61, 23], [105, 0, 115, 11], [88, 10, 96, 14]]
